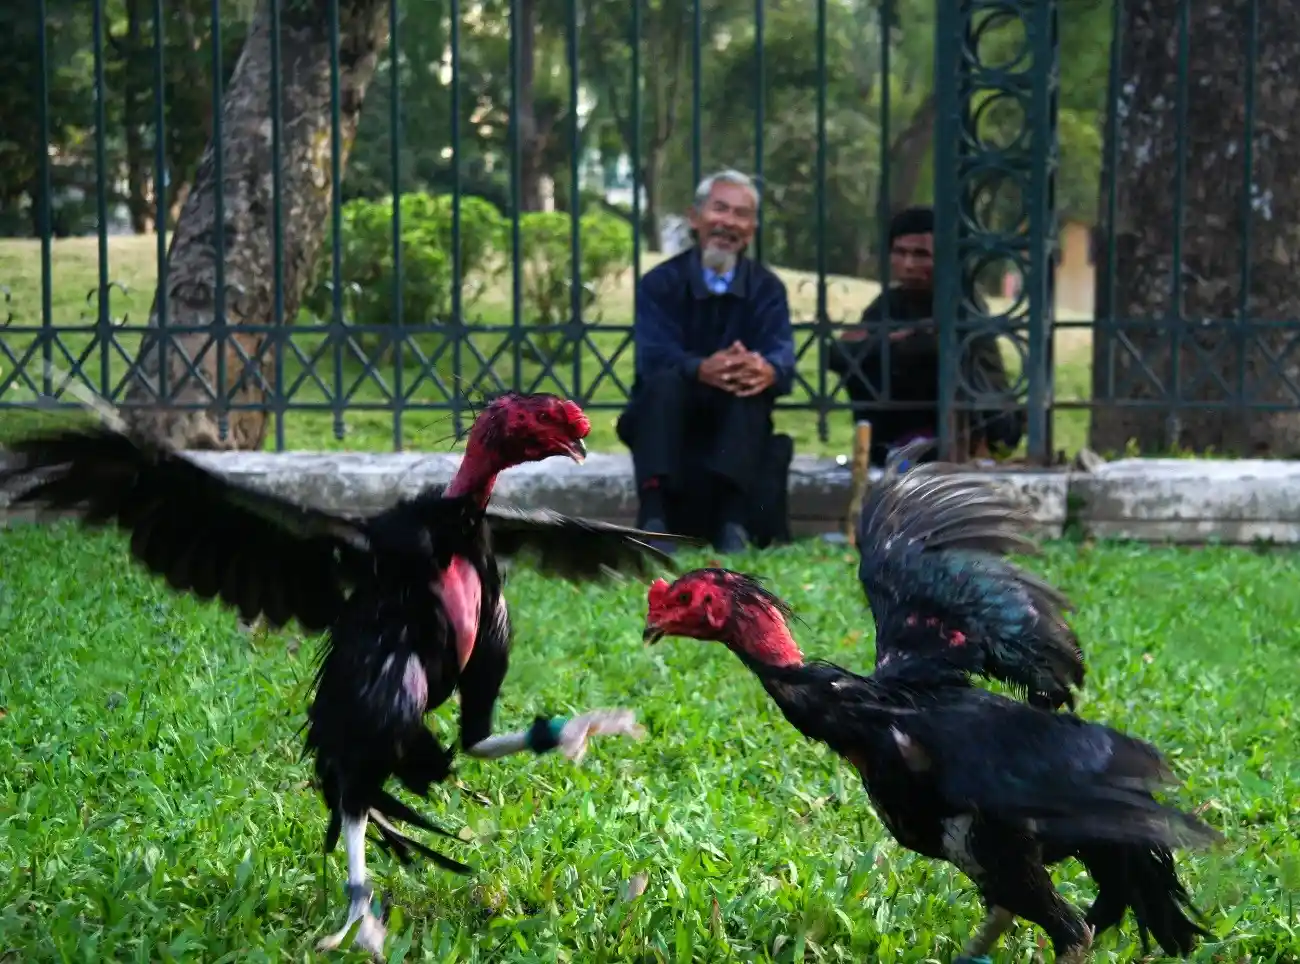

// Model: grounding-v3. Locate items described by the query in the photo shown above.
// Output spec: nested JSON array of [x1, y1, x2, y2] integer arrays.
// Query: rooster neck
[[729, 608, 804, 667], [444, 442, 500, 506]]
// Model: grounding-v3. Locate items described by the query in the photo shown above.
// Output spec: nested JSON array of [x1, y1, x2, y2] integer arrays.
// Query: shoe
[[640, 516, 677, 555], [713, 521, 750, 553]]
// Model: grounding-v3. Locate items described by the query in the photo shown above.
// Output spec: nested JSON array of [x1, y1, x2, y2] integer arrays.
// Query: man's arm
[[633, 272, 701, 381], [749, 280, 797, 396]]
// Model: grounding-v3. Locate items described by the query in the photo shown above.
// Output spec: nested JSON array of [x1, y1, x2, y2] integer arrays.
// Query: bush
[[517, 209, 634, 364], [301, 192, 505, 345], [299, 194, 634, 368]]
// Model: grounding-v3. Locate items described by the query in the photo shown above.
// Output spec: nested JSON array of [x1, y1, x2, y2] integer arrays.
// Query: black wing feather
[[812, 664, 1220, 852], [855, 439, 1085, 708], [483, 504, 702, 581], [1, 424, 371, 632]]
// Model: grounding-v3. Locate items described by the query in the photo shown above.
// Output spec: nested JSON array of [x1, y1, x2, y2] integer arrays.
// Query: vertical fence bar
[[630, 0, 642, 305], [92, 0, 111, 400], [152, 0, 169, 407], [449, 0, 464, 439], [692, 0, 702, 189], [329, 0, 345, 441], [210, 0, 227, 437], [877, 0, 893, 407], [1237, 0, 1258, 405], [568, 0, 582, 400], [815, 0, 828, 441], [508, 0, 524, 392], [36, 0, 53, 399], [930, 0, 962, 460], [270, 0, 285, 450], [389, 0, 404, 449], [1024, 0, 1060, 462], [1166, 0, 1190, 448], [1100, 0, 1122, 404], [752, 0, 764, 262]]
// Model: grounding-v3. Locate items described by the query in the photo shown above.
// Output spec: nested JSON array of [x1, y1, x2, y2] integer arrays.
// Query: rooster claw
[[558, 707, 647, 763]]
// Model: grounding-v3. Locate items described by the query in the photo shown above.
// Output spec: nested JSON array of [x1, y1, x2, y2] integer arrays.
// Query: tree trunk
[[1090, 0, 1300, 456], [886, 92, 936, 214], [122, 0, 391, 450], [641, 146, 664, 252]]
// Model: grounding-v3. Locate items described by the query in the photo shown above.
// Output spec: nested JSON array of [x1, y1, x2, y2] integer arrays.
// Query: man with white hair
[[616, 169, 796, 553]]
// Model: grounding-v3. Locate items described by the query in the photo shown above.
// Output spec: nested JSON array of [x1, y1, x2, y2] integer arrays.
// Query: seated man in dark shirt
[[616, 168, 796, 553], [826, 205, 1024, 465]]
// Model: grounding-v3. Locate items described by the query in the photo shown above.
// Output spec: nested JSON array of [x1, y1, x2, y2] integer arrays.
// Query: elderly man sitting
[[616, 169, 796, 553]]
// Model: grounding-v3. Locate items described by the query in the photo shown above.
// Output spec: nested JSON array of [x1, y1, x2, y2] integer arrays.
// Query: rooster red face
[[475, 392, 591, 466], [642, 570, 737, 645]]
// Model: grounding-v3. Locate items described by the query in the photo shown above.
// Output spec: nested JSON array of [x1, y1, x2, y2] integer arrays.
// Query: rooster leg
[[316, 814, 389, 960], [1054, 924, 1095, 964], [953, 905, 1014, 962], [464, 709, 644, 762]]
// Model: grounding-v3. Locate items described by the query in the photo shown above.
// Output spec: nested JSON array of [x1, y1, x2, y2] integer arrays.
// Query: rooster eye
[[677, 591, 691, 604], [537, 411, 552, 423]]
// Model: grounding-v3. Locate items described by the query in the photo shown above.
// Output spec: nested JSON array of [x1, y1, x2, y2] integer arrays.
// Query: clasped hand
[[698, 340, 775, 396]]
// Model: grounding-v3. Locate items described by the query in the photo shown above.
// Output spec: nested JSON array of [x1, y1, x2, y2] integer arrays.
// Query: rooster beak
[[566, 437, 587, 464], [642, 623, 665, 645]]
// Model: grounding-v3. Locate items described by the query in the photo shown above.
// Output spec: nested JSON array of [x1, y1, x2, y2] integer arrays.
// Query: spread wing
[[855, 440, 1084, 709], [483, 504, 703, 581], [0, 424, 372, 632]]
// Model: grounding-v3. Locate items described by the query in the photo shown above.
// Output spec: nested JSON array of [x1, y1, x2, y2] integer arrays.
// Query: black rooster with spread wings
[[854, 439, 1086, 710], [0, 391, 696, 958], [643, 565, 1220, 963]]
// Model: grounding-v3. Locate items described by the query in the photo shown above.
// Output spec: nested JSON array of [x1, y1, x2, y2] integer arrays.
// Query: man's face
[[890, 231, 933, 290], [690, 181, 757, 272]]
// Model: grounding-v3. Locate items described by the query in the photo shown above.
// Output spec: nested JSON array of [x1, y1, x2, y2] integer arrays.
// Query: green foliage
[[517, 209, 634, 363], [302, 192, 506, 338], [300, 196, 635, 366], [0, 528, 1295, 960]]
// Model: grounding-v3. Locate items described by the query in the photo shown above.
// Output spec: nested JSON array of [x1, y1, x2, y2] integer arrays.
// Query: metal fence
[[0, 0, 1295, 461]]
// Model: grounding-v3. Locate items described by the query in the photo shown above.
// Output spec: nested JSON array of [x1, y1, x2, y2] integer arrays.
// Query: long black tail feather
[[366, 789, 473, 874], [1078, 843, 1215, 957]]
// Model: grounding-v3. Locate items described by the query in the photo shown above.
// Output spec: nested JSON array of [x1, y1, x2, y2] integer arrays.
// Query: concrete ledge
[[9, 448, 1300, 545]]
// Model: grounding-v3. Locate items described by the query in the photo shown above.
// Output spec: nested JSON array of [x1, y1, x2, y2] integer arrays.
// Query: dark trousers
[[617, 369, 775, 524]]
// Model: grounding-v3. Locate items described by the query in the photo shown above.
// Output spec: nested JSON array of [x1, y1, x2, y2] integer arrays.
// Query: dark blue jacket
[[630, 247, 797, 397]]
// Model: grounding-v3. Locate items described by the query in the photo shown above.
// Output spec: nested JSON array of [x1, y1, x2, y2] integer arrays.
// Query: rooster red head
[[470, 391, 591, 466], [642, 567, 804, 666]]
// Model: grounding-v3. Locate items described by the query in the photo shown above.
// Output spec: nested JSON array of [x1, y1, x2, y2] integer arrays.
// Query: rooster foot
[[955, 905, 1014, 963], [1054, 924, 1095, 964], [316, 883, 389, 960]]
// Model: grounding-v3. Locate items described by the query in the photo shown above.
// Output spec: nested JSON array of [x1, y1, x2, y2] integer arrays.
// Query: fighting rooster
[[854, 439, 1086, 710], [0, 391, 692, 957], [642, 569, 1219, 962]]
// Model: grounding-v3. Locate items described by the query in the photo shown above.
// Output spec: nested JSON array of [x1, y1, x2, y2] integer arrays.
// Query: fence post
[[931, 0, 1060, 464]]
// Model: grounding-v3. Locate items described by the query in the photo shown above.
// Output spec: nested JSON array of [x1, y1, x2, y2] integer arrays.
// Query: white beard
[[701, 243, 737, 274]]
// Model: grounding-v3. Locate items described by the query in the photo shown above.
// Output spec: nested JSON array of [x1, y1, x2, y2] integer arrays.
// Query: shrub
[[516, 209, 634, 364], [301, 192, 505, 347]]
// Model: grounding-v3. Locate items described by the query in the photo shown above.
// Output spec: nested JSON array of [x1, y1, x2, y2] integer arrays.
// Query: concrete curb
[[7, 449, 1300, 545]]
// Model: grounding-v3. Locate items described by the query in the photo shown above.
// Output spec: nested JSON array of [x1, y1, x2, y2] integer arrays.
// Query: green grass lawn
[[0, 235, 1094, 459], [1, 526, 1295, 962]]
